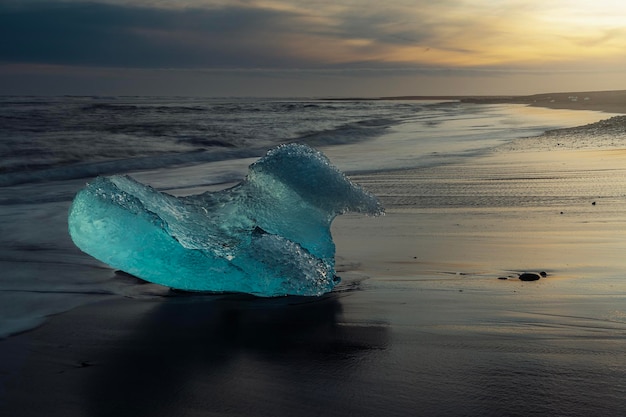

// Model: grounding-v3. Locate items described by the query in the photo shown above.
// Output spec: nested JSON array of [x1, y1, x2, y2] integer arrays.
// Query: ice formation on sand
[[68, 144, 383, 297]]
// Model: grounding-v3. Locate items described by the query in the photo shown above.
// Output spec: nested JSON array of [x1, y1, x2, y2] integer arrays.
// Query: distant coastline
[[326, 90, 626, 114]]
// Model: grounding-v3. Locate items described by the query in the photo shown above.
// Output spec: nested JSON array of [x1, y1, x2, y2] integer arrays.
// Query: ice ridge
[[68, 144, 383, 296]]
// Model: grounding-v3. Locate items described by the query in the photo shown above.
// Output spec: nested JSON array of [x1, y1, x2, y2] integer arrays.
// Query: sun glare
[[357, 0, 626, 68]]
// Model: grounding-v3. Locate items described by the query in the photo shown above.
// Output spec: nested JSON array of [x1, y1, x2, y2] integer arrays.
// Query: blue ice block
[[68, 144, 383, 296]]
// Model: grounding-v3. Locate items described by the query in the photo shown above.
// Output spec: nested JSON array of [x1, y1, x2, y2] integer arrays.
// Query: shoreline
[[336, 124, 626, 282], [2, 94, 626, 415], [326, 89, 626, 115]]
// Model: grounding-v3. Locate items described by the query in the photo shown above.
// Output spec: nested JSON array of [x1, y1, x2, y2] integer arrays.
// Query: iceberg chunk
[[68, 144, 383, 296]]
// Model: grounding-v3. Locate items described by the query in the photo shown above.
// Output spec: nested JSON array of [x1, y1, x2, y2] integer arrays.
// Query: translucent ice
[[68, 144, 383, 296]]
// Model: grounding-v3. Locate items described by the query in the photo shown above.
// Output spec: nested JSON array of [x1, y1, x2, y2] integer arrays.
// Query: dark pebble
[[497, 276, 508, 280], [539, 271, 547, 277], [519, 272, 541, 281]]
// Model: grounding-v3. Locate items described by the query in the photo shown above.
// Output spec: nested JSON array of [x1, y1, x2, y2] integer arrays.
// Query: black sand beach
[[2, 92, 626, 416], [2, 277, 625, 417]]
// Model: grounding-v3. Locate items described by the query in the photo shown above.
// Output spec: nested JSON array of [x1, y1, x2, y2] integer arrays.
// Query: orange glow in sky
[[257, 0, 626, 68], [2, 0, 626, 96]]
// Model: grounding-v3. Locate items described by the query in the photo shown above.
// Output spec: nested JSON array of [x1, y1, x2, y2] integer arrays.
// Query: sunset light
[[3, 1, 626, 415], [1, 0, 626, 95]]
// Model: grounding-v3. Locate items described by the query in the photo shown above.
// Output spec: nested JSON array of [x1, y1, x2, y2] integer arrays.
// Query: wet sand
[[2, 94, 626, 416]]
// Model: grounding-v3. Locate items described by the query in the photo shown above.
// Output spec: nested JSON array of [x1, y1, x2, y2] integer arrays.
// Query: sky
[[1, 0, 626, 97]]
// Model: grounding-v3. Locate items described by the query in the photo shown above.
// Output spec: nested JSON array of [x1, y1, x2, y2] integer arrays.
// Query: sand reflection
[[85, 293, 389, 417]]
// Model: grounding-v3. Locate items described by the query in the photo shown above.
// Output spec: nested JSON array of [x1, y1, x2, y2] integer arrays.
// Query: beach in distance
[[1, 91, 626, 416]]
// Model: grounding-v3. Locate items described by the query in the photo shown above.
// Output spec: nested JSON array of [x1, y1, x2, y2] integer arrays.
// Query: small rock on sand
[[519, 272, 541, 281]]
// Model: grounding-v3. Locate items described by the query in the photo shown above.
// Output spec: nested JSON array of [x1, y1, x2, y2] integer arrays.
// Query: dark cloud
[[0, 2, 315, 68], [0, 1, 473, 70], [329, 9, 429, 46], [1, 1, 623, 96]]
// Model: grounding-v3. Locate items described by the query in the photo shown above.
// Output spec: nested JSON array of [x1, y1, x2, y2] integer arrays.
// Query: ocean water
[[0, 96, 616, 338]]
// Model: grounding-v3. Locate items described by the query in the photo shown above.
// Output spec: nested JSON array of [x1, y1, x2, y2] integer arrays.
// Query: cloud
[[0, 1, 323, 68], [2, 0, 626, 72], [0, 1, 542, 70]]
